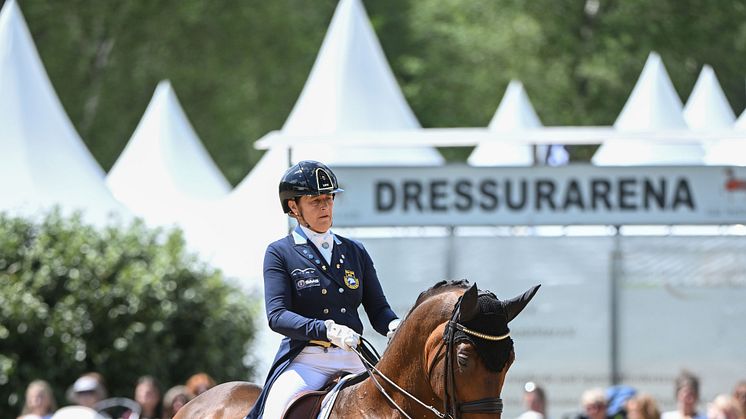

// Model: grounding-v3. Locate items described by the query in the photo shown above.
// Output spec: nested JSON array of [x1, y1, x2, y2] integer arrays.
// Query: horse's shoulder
[[174, 381, 262, 419], [213, 381, 262, 401]]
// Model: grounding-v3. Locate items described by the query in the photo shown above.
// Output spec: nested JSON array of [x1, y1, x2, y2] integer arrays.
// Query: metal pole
[[446, 225, 456, 279], [609, 225, 621, 384]]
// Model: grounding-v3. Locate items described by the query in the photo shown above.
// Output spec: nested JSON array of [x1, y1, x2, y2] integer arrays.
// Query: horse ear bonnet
[[454, 290, 513, 372], [451, 284, 541, 372]]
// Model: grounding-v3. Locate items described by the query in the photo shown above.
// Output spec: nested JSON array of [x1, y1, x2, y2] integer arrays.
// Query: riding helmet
[[279, 160, 344, 213]]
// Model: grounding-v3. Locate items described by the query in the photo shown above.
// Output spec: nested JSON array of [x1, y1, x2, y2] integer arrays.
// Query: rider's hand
[[387, 318, 401, 340], [325, 320, 360, 351]]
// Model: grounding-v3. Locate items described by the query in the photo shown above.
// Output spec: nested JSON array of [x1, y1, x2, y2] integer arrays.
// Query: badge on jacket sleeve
[[343, 270, 359, 289]]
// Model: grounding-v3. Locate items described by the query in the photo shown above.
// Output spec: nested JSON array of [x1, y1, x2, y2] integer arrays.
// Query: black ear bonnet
[[448, 291, 514, 372]]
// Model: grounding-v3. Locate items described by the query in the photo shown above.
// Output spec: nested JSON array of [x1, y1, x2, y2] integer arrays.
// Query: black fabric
[[453, 291, 514, 372]]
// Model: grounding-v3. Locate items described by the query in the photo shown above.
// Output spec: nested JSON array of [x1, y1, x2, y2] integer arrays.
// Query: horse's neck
[[331, 293, 458, 418]]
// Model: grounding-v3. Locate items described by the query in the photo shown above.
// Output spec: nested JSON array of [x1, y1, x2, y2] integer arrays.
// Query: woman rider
[[246, 160, 401, 419]]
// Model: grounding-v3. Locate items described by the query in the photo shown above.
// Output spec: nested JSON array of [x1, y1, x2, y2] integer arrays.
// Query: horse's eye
[[457, 354, 468, 368]]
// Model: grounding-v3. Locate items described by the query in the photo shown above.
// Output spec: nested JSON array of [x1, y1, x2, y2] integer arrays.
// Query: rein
[[351, 306, 510, 419]]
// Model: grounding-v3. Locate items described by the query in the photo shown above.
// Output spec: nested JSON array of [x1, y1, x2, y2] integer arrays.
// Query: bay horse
[[174, 280, 540, 419]]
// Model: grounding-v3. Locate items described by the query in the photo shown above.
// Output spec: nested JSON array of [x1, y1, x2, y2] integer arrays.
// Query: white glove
[[387, 318, 401, 340], [324, 320, 360, 351]]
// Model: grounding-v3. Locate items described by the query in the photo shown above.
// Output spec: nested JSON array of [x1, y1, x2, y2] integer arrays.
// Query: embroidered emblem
[[343, 270, 359, 289], [291, 268, 320, 290], [296, 278, 320, 290]]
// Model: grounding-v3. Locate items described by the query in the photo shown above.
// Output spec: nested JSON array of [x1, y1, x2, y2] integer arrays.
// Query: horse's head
[[422, 282, 540, 418]]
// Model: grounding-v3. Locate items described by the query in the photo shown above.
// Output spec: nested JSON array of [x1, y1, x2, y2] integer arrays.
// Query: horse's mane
[[412, 279, 470, 309]]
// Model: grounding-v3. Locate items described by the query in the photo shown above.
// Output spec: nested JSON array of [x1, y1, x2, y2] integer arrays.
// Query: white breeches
[[261, 345, 365, 419]]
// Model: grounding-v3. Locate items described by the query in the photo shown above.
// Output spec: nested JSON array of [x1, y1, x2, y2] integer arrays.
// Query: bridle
[[440, 294, 509, 418], [351, 295, 510, 419]]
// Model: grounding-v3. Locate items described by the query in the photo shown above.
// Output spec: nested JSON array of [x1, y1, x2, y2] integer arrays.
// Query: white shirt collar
[[298, 225, 334, 247]]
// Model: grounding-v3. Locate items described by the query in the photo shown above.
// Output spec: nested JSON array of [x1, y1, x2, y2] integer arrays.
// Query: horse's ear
[[503, 284, 541, 322], [459, 283, 480, 322]]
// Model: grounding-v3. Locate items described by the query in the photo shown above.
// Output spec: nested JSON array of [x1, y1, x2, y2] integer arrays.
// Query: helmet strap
[[290, 200, 331, 234], [289, 200, 314, 231]]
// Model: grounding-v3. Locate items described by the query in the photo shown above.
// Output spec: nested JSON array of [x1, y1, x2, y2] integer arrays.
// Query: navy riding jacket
[[246, 225, 398, 418]]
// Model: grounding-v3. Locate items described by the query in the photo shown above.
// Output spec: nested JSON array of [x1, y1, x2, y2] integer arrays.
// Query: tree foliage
[[6, 0, 746, 175], [0, 211, 258, 417]]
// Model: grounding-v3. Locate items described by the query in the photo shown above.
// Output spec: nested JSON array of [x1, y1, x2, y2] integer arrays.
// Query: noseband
[[352, 294, 509, 419]]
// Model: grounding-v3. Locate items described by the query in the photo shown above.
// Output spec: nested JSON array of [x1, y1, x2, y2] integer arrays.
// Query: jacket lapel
[[291, 226, 341, 285]]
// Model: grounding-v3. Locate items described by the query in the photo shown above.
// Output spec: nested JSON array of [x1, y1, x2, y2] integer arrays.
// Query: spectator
[[162, 385, 191, 419], [18, 379, 57, 419], [66, 373, 107, 409], [734, 382, 746, 419], [185, 373, 215, 398], [707, 394, 744, 419], [516, 381, 548, 419], [607, 385, 637, 419], [580, 388, 610, 419], [662, 370, 706, 419], [627, 394, 661, 419], [132, 376, 162, 419]]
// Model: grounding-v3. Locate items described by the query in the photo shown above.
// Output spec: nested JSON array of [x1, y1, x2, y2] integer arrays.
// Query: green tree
[[6, 0, 746, 172], [0, 211, 258, 417]]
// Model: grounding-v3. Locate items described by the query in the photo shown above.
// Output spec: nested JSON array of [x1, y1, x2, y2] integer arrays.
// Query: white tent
[[683, 65, 735, 129], [592, 52, 705, 165], [106, 80, 231, 227], [468, 80, 538, 166], [0, 0, 127, 225], [705, 111, 746, 166], [683, 65, 745, 166], [197, 147, 289, 283], [281, 0, 443, 166], [737, 109, 746, 130]]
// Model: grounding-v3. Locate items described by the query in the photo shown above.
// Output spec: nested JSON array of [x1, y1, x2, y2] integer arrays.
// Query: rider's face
[[294, 194, 334, 233]]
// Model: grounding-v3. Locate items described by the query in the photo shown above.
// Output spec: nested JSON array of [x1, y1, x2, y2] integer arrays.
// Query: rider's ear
[[502, 284, 541, 323], [459, 283, 479, 322]]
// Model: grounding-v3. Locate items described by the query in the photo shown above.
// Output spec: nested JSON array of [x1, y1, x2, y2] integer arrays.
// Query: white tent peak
[[614, 52, 687, 130], [280, 0, 443, 165], [107, 79, 231, 225], [684, 64, 735, 130], [593, 52, 704, 165], [0, 0, 128, 225], [468, 80, 539, 166], [488, 80, 542, 130]]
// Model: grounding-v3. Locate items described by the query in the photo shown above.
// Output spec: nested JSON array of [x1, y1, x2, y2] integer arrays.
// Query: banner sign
[[331, 165, 746, 226]]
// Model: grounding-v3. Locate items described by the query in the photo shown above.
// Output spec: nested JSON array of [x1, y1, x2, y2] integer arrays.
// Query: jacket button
[[321, 289, 327, 295], [338, 287, 344, 293], [323, 308, 329, 314], [340, 308, 346, 313]]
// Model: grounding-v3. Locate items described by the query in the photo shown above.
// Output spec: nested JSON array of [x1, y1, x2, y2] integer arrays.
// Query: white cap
[[51, 406, 106, 419], [72, 376, 100, 393]]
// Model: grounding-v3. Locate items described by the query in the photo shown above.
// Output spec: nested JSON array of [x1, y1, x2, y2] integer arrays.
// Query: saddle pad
[[317, 371, 366, 419]]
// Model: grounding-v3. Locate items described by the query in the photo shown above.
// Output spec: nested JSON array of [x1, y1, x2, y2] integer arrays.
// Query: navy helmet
[[279, 160, 344, 213]]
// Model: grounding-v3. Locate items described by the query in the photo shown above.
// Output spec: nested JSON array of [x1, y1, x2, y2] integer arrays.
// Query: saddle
[[282, 371, 367, 419]]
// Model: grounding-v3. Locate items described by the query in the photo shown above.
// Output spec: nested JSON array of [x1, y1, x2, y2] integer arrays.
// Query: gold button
[[323, 308, 329, 314], [340, 308, 347, 313], [336, 264, 340, 268], [338, 288, 344, 293], [321, 289, 327, 295], [322, 265, 327, 270]]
